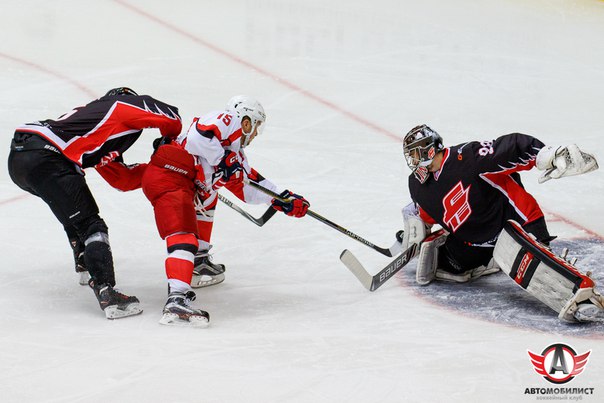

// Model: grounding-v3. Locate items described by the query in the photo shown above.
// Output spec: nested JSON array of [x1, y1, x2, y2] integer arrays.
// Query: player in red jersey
[[141, 95, 309, 327], [400, 124, 603, 322], [8, 87, 182, 319]]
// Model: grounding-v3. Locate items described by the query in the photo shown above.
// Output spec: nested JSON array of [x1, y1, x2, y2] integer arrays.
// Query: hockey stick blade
[[340, 229, 446, 291], [340, 245, 418, 291], [218, 193, 277, 227]]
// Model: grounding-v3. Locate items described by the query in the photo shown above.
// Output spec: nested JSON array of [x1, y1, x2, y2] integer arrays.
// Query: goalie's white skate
[[573, 303, 604, 323]]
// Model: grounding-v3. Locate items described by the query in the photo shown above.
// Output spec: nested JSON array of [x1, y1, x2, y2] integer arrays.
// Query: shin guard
[[494, 220, 597, 321]]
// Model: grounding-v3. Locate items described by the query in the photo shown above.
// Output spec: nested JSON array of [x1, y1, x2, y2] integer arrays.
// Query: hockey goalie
[[399, 124, 603, 323]]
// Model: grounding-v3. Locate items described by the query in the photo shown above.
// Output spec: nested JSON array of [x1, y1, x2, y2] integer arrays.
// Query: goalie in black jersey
[[400, 124, 603, 322]]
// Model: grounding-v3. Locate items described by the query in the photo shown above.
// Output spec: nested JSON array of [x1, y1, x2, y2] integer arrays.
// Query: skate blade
[[78, 271, 91, 286], [191, 273, 225, 288], [574, 305, 604, 323], [158, 312, 210, 328], [104, 303, 143, 320]]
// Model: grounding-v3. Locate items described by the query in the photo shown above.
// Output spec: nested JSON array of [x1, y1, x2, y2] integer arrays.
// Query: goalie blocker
[[494, 220, 604, 322]]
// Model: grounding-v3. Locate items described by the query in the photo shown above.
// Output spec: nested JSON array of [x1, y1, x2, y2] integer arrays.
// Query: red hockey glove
[[271, 190, 310, 218], [212, 151, 242, 190]]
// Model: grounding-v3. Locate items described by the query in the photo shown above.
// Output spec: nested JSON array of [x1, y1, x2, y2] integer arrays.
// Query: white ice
[[1, 1, 603, 402]]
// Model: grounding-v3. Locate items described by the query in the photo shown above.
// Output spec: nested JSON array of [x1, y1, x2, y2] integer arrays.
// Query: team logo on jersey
[[442, 181, 472, 232], [528, 343, 591, 384], [96, 151, 120, 168]]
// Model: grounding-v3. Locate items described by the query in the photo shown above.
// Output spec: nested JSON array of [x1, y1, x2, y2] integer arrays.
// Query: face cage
[[404, 142, 436, 170], [404, 140, 436, 184]]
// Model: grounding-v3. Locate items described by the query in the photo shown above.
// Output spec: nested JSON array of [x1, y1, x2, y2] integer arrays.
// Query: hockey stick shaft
[[244, 179, 394, 257], [217, 193, 277, 227]]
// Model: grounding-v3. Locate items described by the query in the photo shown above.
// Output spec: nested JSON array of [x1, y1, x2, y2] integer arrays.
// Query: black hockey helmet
[[104, 87, 138, 97], [403, 125, 444, 183]]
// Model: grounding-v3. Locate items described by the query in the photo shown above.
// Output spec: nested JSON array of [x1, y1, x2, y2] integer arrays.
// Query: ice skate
[[70, 239, 90, 286], [191, 251, 225, 288], [159, 290, 210, 327], [89, 280, 142, 319], [75, 253, 90, 286], [573, 303, 604, 323], [470, 260, 501, 280], [435, 260, 500, 283]]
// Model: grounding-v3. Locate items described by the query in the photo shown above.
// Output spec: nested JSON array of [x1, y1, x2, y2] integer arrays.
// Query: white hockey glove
[[399, 202, 431, 251], [536, 144, 599, 184]]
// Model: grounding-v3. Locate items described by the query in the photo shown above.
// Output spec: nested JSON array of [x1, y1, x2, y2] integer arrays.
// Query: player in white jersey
[[182, 96, 309, 287], [141, 95, 309, 326]]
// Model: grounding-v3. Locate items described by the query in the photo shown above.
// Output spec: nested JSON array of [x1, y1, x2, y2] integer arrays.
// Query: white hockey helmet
[[226, 95, 266, 147], [403, 125, 444, 182]]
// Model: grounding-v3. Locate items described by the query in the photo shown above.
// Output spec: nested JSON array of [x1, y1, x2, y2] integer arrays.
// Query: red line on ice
[[0, 52, 97, 98], [2, 6, 602, 242], [112, 0, 399, 142]]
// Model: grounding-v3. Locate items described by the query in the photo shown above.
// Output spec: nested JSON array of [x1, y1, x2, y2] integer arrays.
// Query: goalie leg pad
[[402, 209, 428, 251], [416, 232, 447, 285], [493, 220, 596, 321]]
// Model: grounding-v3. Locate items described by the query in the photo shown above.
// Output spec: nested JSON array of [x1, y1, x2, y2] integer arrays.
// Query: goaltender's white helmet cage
[[403, 124, 444, 183], [226, 95, 266, 147]]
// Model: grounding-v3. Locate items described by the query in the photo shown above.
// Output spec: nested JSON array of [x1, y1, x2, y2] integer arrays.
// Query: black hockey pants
[[8, 132, 116, 286], [438, 217, 552, 273]]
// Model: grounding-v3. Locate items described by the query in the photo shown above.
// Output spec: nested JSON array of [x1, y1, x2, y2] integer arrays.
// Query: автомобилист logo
[[524, 343, 596, 399]]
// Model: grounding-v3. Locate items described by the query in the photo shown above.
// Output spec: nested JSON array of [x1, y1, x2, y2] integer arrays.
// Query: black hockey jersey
[[14, 94, 182, 168], [409, 133, 546, 245]]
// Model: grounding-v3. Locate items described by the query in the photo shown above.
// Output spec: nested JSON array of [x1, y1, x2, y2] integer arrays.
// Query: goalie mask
[[226, 95, 266, 147], [104, 87, 138, 97], [403, 125, 444, 183]]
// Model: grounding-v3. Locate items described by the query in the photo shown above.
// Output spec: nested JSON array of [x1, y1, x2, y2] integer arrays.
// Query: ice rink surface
[[1, 1, 604, 402]]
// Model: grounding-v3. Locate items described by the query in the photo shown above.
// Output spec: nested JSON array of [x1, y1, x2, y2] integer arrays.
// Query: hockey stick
[[245, 179, 397, 257], [217, 193, 277, 227], [340, 229, 446, 291]]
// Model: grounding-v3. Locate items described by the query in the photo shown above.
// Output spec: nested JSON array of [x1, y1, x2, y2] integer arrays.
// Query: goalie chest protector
[[493, 220, 594, 314]]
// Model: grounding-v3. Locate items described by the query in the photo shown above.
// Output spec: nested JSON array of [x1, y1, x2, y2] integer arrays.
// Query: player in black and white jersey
[[8, 87, 182, 319], [399, 124, 603, 322]]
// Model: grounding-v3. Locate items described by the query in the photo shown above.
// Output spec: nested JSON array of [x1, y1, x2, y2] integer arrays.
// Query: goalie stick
[[245, 179, 398, 257], [217, 193, 277, 227], [340, 229, 447, 291]]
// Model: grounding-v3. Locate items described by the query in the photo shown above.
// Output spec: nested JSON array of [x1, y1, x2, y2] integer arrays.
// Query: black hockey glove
[[152, 136, 172, 151], [396, 230, 404, 244]]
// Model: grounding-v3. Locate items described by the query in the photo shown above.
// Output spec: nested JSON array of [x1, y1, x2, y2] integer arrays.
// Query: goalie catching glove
[[212, 150, 242, 190], [536, 144, 598, 183], [271, 190, 310, 218]]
